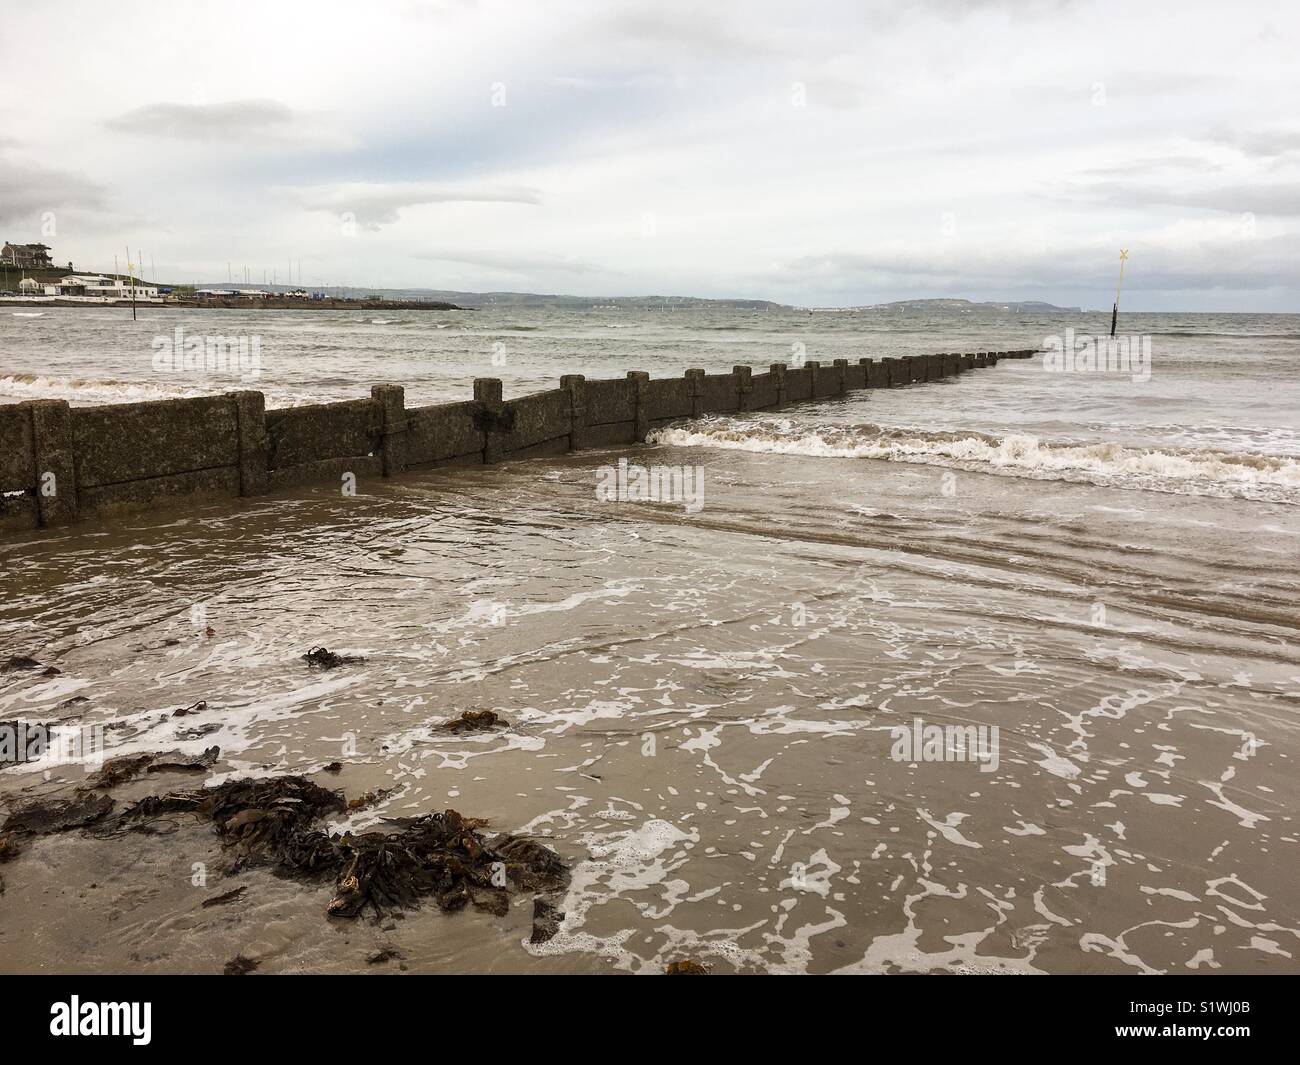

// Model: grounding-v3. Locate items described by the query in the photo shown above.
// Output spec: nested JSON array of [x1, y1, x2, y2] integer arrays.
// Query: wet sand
[[2, 434, 1296, 974]]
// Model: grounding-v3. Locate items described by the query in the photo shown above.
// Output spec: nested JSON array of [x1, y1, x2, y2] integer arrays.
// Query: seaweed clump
[[440, 709, 507, 733], [302, 647, 365, 669], [121, 775, 568, 920], [1, 771, 568, 925]]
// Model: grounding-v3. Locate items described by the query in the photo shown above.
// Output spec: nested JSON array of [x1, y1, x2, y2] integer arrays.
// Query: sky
[[2, 0, 1297, 311]]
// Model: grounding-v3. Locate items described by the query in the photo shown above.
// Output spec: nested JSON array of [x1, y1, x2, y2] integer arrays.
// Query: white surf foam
[[649, 418, 1300, 503], [0, 373, 315, 408]]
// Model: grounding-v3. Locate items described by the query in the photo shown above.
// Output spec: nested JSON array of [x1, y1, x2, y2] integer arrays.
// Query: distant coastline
[[0, 295, 465, 311]]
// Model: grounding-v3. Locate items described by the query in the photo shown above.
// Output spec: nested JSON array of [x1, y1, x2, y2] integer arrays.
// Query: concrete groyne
[[0, 349, 1038, 532]]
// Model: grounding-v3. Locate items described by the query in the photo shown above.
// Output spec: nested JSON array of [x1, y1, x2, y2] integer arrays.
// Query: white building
[[44, 274, 160, 299]]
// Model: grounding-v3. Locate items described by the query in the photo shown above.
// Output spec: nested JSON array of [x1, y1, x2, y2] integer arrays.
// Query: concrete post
[[474, 378, 505, 462], [833, 358, 849, 395], [232, 390, 270, 495], [685, 368, 705, 418], [974, 353, 988, 367], [370, 384, 407, 478], [806, 360, 820, 397], [627, 370, 650, 441], [24, 399, 77, 527], [560, 374, 587, 450], [770, 363, 787, 408], [733, 365, 753, 412]]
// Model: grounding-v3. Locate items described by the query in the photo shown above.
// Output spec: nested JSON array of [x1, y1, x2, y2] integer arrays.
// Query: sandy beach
[[2, 308, 1296, 974]]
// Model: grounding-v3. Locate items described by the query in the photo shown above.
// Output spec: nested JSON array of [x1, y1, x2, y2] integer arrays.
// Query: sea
[[1, 304, 1297, 974]]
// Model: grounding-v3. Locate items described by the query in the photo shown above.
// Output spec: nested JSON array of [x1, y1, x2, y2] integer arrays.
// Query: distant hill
[[189, 284, 787, 311], [181, 285, 1079, 314], [846, 298, 1082, 313]]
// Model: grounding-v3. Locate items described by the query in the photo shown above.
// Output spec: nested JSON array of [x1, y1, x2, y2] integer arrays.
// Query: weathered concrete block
[[846, 359, 868, 390], [785, 365, 813, 402], [371, 384, 407, 477], [80, 467, 241, 517], [266, 399, 379, 470], [733, 365, 753, 412], [0, 404, 33, 494], [26, 399, 78, 526], [864, 357, 887, 388], [685, 369, 705, 418], [474, 378, 506, 462], [75, 395, 238, 487], [628, 371, 650, 440], [268, 455, 383, 492], [832, 358, 849, 394], [701, 372, 738, 413], [585, 421, 637, 446], [560, 374, 588, 450], [499, 389, 570, 454], [750, 368, 778, 409], [0, 493, 37, 533], [586, 378, 636, 427], [559, 374, 588, 449], [406, 401, 483, 467], [646, 377, 692, 423], [769, 363, 788, 408], [232, 390, 269, 496]]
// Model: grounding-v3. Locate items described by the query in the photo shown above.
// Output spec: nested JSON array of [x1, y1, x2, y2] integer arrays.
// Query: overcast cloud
[[1, 0, 1296, 309]]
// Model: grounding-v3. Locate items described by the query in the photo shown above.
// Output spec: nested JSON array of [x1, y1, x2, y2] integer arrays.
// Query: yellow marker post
[[1110, 248, 1128, 338]]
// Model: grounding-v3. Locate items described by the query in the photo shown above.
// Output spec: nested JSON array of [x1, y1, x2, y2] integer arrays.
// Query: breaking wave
[[0, 373, 314, 408], [649, 417, 1300, 503]]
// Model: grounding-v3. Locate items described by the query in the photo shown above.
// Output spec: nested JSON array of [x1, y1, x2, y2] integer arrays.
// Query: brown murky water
[[3, 427, 1297, 973]]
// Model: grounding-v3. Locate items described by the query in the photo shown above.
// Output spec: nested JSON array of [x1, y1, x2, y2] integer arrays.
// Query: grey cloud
[[1204, 127, 1300, 159], [749, 234, 1300, 296], [289, 182, 542, 229], [1076, 155, 1224, 179], [1069, 180, 1300, 216], [0, 151, 108, 226], [599, 7, 783, 57], [106, 99, 298, 140], [415, 249, 612, 275]]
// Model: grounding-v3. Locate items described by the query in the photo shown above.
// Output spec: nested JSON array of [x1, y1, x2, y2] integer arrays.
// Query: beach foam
[[650, 417, 1300, 503]]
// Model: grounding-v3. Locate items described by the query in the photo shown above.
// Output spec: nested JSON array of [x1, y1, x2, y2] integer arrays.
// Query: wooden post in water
[[1110, 248, 1128, 338], [125, 246, 136, 321]]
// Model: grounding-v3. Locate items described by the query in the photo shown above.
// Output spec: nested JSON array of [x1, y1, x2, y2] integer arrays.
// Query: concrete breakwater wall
[[0, 349, 1038, 532]]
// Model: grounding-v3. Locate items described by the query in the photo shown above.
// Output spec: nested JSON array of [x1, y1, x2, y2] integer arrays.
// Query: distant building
[[2, 242, 54, 268], [43, 274, 160, 299], [18, 277, 43, 293]]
